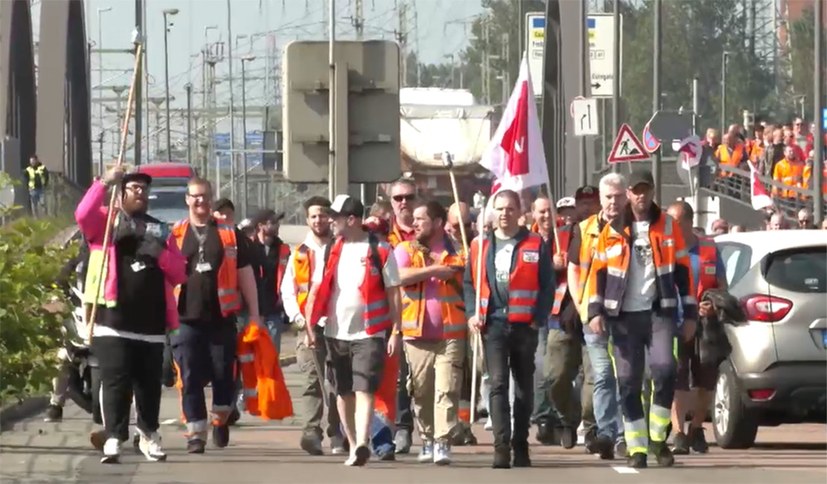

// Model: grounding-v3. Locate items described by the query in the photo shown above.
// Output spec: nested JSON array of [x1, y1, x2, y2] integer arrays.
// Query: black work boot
[[628, 452, 647, 468], [651, 440, 675, 467], [595, 434, 615, 460], [672, 431, 690, 455], [512, 442, 531, 467], [689, 425, 709, 453], [492, 447, 511, 469]]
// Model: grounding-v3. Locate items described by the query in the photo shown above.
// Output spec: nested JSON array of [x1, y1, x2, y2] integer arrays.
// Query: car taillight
[[741, 294, 793, 322]]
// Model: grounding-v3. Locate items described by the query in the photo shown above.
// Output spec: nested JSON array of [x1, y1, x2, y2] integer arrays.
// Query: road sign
[[607, 123, 649, 163], [822, 107, 827, 131], [571, 97, 599, 136], [283, 40, 401, 185], [677, 135, 702, 169], [525, 14, 545, 98], [646, 111, 693, 142], [642, 122, 661, 153], [587, 14, 622, 98]]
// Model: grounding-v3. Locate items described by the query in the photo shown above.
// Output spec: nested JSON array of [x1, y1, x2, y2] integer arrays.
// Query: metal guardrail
[[709, 164, 827, 218]]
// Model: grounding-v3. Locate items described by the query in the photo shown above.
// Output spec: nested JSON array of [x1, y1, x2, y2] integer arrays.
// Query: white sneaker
[[433, 441, 451, 466], [344, 453, 358, 466], [484, 417, 493, 431], [418, 440, 434, 463], [139, 432, 167, 462], [101, 438, 120, 464]]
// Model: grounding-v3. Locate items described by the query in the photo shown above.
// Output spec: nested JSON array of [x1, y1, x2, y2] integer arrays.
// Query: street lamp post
[[241, 54, 255, 218], [721, 51, 729, 134], [162, 8, 179, 161], [97, 7, 112, 173], [184, 83, 193, 166]]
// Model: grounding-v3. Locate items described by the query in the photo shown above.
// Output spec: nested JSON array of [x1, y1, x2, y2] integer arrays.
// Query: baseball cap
[[214, 197, 235, 213], [251, 208, 284, 227], [330, 194, 365, 218], [628, 170, 655, 188], [574, 185, 598, 201], [556, 197, 576, 209], [121, 172, 152, 188]]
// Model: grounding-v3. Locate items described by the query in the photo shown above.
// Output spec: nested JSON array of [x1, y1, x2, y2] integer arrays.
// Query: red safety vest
[[696, 237, 719, 300], [171, 219, 240, 317], [469, 232, 543, 324], [308, 235, 393, 335]]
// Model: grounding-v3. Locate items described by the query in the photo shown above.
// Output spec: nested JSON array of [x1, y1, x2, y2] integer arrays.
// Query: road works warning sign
[[607, 123, 649, 163]]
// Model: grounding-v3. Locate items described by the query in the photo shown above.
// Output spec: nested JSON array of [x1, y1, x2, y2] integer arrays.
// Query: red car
[[135, 162, 196, 188]]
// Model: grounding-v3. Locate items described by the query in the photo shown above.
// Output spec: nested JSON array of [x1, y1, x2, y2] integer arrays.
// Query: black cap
[[251, 208, 284, 227], [214, 197, 235, 213], [330, 194, 364, 218], [574, 185, 598, 201], [628, 170, 655, 188], [121, 172, 152, 188]]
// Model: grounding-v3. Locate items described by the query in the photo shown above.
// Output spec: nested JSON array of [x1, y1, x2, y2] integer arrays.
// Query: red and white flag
[[750, 163, 773, 210], [481, 54, 548, 195]]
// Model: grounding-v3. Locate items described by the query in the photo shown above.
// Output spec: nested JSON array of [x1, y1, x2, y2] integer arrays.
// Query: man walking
[[250, 208, 291, 354], [568, 174, 628, 459], [586, 170, 695, 469], [464, 189, 554, 468], [171, 178, 261, 453], [396, 201, 466, 466], [281, 196, 346, 456], [306, 195, 403, 467], [76, 165, 187, 463], [25, 155, 49, 217]]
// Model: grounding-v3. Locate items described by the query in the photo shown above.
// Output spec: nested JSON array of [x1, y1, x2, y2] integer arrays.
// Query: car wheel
[[713, 361, 758, 449]]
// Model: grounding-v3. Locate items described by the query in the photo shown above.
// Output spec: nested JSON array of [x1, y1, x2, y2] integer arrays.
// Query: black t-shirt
[[178, 220, 252, 324], [99, 213, 168, 335], [253, 237, 288, 317]]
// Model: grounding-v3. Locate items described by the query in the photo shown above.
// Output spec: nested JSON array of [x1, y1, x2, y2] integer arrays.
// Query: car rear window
[[765, 246, 827, 293]]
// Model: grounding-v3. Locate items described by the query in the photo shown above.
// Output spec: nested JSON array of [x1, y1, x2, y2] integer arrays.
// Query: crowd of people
[[47, 161, 824, 471]]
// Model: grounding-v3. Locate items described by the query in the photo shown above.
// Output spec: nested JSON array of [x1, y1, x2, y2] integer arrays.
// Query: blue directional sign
[[213, 131, 264, 169], [822, 107, 826, 131]]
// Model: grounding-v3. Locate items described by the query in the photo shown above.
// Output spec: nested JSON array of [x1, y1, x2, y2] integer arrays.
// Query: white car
[[712, 230, 827, 449]]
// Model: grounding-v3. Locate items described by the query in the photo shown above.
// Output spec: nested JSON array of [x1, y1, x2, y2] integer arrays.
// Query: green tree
[[787, 6, 825, 123]]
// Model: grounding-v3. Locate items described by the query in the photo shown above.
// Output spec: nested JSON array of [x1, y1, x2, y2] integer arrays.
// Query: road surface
[[1, 335, 825, 484]]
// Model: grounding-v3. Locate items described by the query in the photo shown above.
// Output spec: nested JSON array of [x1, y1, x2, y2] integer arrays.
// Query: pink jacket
[[74, 180, 187, 330]]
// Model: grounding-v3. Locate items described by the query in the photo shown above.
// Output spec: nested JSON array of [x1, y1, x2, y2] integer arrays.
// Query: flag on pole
[[750, 164, 774, 210], [481, 53, 549, 195]]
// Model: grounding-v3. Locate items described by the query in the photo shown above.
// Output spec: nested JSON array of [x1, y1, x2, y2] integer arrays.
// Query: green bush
[[0, 217, 77, 404]]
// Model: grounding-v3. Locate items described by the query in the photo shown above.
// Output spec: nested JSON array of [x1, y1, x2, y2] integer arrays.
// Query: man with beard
[[250, 209, 291, 354], [395, 201, 466, 466], [76, 165, 187, 463], [281, 196, 346, 456], [305, 195, 403, 467], [465, 189, 554, 468], [170, 178, 261, 453], [386, 179, 418, 453], [586, 170, 695, 469]]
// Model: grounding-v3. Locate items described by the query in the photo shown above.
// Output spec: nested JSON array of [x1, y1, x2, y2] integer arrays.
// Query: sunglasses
[[392, 194, 415, 202]]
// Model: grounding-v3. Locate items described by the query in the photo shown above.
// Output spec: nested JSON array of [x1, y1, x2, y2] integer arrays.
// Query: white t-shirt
[[621, 221, 657, 312], [324, 239, 401, 341]]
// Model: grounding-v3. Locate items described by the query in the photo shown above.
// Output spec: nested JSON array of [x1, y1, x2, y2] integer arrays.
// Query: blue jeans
[[583, 330, 624, 442], [532, 325, 555, 423], [264, 314, 288, 355]]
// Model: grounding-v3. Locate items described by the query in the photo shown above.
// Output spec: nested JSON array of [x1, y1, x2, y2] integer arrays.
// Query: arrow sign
[[571, 98, 599, 136], [607, 123, 649, 163]]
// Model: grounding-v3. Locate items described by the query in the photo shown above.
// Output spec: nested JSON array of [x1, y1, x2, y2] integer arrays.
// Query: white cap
[[556, 197, 576, 209]]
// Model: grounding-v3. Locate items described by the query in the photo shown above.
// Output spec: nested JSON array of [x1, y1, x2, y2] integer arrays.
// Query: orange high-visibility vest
[[716, 143, 746, 176], [272, 242, 291, 300], [237, 323, 293, 420], [772, 159, 805, 198], [292, 244, 316, 318], [549, 225, 572, 316], [171, 219, 240, 317], [308, 235, 393, 335], [388, 220, 414, 248], [469, 232, 544, 324], [399, 241, 467, 339], [695, 237, 719, 301]]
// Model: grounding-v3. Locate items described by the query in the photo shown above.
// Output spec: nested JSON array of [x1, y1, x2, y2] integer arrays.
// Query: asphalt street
[[2, 332, 825, 484]]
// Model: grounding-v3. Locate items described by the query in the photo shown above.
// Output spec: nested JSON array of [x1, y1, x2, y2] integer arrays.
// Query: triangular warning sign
[[608, 123, 650, 163]]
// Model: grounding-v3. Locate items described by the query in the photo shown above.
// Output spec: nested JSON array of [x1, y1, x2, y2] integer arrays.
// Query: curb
[[279, 354, 297, 367], [0, 396, 50, 432]]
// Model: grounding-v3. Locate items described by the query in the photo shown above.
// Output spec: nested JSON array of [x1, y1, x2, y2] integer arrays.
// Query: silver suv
[[712, 230, 826, 449]]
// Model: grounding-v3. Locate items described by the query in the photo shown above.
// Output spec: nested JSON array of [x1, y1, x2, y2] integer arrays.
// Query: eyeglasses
[[392, 194, 415, 202], [187, 193, 208, 201], [124, 184, 148, 193]]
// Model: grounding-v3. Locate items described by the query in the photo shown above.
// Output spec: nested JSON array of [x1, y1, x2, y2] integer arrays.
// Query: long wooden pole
[[447, 169, 469, 255], [86, 44, 144, 340]]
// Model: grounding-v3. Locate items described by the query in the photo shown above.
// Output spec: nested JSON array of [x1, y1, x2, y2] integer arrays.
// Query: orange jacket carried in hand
[[237, 323, 293, 420]]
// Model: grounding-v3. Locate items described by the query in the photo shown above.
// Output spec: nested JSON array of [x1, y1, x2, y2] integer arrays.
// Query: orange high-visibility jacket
[[291, 243, 316, 319], [772, 158, 805, 198], [171, 219, 241, 317], [573, 214, 605, 323], [715, 143, 746, 176], [586, 206, 696, 322], [548, 225, 572, 316], [237, 323, 293, 420], [399, 241, 467, 339], [695, 237, 720, 300], [801, 164, 827, 195]]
